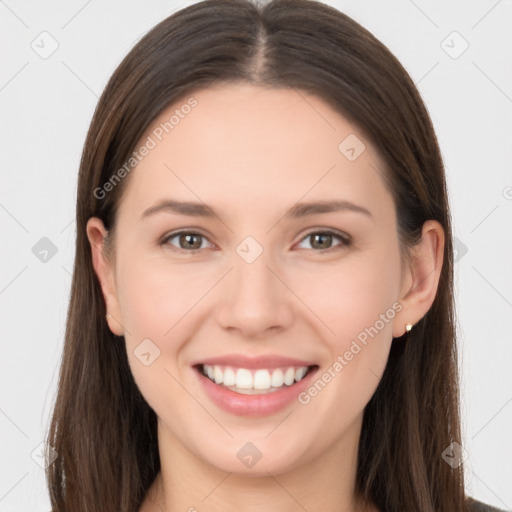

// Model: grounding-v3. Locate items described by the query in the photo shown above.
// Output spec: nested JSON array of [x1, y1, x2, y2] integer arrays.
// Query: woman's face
[[90, 83, 414, 475]]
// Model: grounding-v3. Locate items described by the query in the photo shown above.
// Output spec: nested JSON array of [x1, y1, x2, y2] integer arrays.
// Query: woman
[[44, 0, 507, 511]]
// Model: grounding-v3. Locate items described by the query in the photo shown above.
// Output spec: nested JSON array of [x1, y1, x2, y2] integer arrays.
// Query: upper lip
[[192, 353, 317, 369]]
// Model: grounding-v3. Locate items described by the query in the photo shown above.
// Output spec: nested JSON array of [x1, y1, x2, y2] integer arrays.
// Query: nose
[[216, 248, 294, 339]]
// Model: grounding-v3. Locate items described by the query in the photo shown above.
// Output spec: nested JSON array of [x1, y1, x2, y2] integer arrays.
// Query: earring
[[405, 323, 413, 333]]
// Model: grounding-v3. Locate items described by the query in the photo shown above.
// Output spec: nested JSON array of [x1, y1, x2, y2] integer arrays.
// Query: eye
[[295, 230, 351, 252], [161, 231, 213, 251], [160, 229, 351, 253]]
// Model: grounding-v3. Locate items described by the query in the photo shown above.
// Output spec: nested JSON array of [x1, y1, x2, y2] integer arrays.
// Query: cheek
[[116, 257, 219, 396], [117, 255, 211, 339], [295, 246, 401, 396], [116, 261, 199, 413], [291, 246, 401, 339]]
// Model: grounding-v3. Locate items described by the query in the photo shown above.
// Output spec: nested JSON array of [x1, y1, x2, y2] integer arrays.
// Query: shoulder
[[466, 496, 508, 512]]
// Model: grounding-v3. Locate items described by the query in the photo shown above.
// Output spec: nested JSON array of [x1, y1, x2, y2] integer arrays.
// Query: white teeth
[[223, 367, 236, 386], [253, 369, 271, 390], [283, 367, 295, 386], [213, 366, 223, 384], [235, 369, 253, 389], [201, 364, 311, 392], [295, 367, 307, 381], [270, 368, 284, 387]]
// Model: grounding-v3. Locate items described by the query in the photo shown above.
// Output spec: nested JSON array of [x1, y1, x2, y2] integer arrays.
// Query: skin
[[87, 83, 444, 512]]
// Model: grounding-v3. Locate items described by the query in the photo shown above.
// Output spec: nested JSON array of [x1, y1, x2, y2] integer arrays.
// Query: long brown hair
[[45, 0, 466, 510]]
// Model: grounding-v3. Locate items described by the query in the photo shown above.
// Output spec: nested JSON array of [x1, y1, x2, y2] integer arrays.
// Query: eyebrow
[[141, 198, 372, 220]]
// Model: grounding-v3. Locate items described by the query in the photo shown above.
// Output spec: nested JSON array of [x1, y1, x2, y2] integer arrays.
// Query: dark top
[[466, 496, 508, 512]]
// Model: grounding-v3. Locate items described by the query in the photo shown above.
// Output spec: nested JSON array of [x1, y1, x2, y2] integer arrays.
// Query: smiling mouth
[[194, 363, 319, 395]]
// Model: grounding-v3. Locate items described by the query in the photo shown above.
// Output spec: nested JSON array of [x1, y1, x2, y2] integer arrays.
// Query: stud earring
[[405, 323, 413, 333]]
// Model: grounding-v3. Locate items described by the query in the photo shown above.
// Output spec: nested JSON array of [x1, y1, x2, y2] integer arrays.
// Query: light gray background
[[1, 1, 511, 510]]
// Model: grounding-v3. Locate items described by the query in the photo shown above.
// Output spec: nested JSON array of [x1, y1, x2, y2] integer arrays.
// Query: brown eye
[[162, 231, 210, 251], [160, 229, 350, 253], [296, 230, 351, 252]]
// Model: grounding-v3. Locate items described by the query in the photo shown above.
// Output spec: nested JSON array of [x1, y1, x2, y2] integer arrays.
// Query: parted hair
[[45, 1, 466, 511]]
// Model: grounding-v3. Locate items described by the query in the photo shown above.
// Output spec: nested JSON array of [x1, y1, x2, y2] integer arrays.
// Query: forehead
[[117, 83, 394, 223]]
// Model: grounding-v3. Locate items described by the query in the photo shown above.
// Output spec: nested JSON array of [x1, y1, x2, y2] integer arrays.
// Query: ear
[[392, 220, 445, 338], [86, 217, 125, 336]]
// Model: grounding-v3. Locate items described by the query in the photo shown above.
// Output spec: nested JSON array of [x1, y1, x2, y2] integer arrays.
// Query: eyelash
[[159, 229, 352, 254]]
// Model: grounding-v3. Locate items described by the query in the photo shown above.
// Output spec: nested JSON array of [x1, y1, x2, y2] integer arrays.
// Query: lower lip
[[194, 366, 319, 417]]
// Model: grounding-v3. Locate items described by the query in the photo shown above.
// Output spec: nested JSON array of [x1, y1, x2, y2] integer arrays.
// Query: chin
[[198, 438, 308, 477]]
